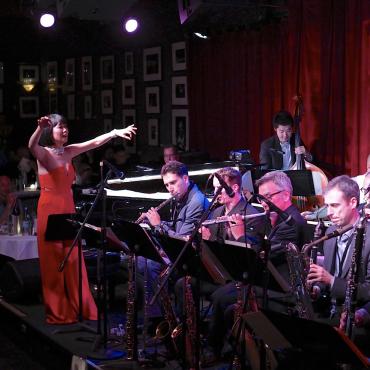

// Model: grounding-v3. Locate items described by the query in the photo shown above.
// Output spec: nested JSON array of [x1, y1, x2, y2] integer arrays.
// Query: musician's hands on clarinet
[[144, 207, 161, 227], [307, 263, 334, 286]]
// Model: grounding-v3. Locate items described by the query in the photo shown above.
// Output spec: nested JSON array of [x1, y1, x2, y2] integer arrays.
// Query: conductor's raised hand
[[116, 125, 137, 140], [37, 116, 51, 129]]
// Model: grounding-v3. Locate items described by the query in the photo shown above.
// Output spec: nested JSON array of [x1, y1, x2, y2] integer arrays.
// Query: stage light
[[40, 13, 55, 28], [194, 32, 208, 39], [124, 18, 138, 33]]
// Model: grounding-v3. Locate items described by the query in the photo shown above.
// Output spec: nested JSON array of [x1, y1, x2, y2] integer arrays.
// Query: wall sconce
[[19, 65, 39, 93], [46, 61, 58, 92]]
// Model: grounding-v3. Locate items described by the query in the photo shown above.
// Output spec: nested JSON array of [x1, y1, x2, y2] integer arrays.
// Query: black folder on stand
[[45, 213, 82, 241], [111, 219, 165, 264], [248, 309, 370, 368]]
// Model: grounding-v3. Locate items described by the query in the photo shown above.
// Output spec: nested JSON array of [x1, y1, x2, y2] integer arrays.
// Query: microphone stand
[[150, 187, 223, 370]]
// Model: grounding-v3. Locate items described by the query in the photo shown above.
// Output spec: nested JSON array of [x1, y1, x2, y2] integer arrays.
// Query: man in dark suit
[[307, 175, 370, 325], [259, 110, 312, 170], [204, 170, 306, 363]]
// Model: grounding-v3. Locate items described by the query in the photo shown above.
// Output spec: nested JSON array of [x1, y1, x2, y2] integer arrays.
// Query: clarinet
[[135, 196, 174, 224], [340, 214, 367, 338]]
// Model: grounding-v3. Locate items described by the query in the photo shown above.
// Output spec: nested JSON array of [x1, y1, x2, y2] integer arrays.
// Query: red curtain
[[188, 0, 370, 176]]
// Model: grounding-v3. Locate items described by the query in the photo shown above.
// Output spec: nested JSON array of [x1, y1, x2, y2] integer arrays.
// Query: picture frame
[[81, 56, 93, 91], [143, 46, 161, 81], [171, 76, 188, 105], [101, 90, 113, 114], [0, 89, 3, 113], [172, 109, 189, 151], [122, 79, 135, 105], [19, 97, 39, 118], [145, 86, 160, 114], [122, 109, 136, 153], [48, 93, 58, 113], [124, 51, 134, 75], [46, 61, 57, 83], [67, 94, 75, 119], [148, 118, 159, 146], [100, 55, 115, 84], [19, 65, 39, 83], [104, 118, 112, 133], [65, 58, 75, 92], [84, 95, 92, 119], [172, 41, 186, 71], [0, 62, 3, 84]]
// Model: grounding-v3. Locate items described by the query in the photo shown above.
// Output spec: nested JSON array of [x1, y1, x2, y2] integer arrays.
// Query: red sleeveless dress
[[37, 165, 97, 324]]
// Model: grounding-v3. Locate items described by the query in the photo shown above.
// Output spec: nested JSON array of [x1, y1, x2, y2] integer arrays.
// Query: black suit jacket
[[320, 222, 370, 303], [206, 197, 265, 246], [259, 134, 300, 170]]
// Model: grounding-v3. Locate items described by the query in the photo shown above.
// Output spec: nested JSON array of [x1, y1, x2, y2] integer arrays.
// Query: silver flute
[[202, 211, 267, 226]]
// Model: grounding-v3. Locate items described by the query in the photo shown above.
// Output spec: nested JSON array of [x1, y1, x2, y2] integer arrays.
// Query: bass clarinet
[[340, 213, 367, 338]]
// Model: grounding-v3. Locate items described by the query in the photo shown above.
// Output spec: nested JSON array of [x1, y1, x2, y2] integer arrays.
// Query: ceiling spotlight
[[124, 18, 139, 33], [194, 32, 208, 39], [40, 13, 55, 28]]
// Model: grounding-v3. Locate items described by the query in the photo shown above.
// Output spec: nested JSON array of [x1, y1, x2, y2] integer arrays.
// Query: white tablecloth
[[0, 235, 39, 260]]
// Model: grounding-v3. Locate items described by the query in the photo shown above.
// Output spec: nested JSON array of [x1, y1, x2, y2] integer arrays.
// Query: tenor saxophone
[[285, 242, 315, 319]]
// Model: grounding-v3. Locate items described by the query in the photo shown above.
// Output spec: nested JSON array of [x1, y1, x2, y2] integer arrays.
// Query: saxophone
[[340, 214, 367, 338], [152, 266, 181, 355], [285, 242, 315, 319], [125, 252, 138, 360]]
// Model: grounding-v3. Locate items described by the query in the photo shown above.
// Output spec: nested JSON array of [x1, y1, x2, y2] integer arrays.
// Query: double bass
[[290, 94, 328, 212]]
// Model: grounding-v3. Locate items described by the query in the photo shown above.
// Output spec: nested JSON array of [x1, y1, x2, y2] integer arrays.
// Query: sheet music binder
[[45, 213, 82, 241], [111, 219, 164, 264]]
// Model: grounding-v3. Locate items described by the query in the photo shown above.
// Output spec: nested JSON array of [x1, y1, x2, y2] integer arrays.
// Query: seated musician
[[307, 176, 370, 328], [259, 110, 312, 170], [204, 170, 307, 363], [135, 160, 209, 319]]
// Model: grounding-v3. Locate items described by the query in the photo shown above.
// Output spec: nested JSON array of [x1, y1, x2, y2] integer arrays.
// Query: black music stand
[[111, 219, 168, 365], [45, 213, 97, 334], [244, 309, 370, 369]]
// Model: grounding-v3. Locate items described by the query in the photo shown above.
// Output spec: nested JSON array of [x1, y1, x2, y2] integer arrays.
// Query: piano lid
[[106, 161, 238, 194]]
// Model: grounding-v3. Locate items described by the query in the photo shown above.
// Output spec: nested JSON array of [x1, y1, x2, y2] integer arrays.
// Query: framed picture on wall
[[172, 109, 189, 151], [148, 118, 159, 146], [84, 95, 92, 119], [145, 86, 160, 113], [171, 76, 188, 105], [19, 97, 39, 118], [48, 93, 58, 113], [0, 89, 3, 113], [0, 62, 3, 84], [67, 94, 75, 119], [81, 56, 93, 90], [65, 58, 75, 92], [104, 118, 112, 133], [122, 79, 135, 105], [46, 61, 58, 86], [100, 55, 114, 84], [101, 90, 113, 114], [19, 65, 39, 83], [124, 51, 134, 75], [172, 41, 186, 71], [143, 46, 161, 81], [122, 109, 136, 153]]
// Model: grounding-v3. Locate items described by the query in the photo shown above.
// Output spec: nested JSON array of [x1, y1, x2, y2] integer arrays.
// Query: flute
[[135, 196, 175, 224], [202, 211, 266, 226]]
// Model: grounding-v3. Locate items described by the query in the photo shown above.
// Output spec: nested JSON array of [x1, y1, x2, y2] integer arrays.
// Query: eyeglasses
[[361, 186, 370, 195], [260, 190, 284, 200]]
